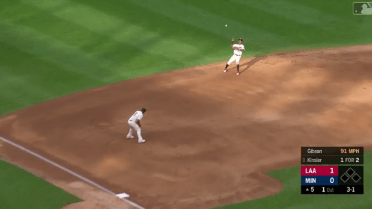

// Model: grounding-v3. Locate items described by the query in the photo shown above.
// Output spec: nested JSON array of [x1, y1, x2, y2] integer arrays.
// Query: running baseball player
[[223, 38, 245, 75], [126, 108, 146, 143]]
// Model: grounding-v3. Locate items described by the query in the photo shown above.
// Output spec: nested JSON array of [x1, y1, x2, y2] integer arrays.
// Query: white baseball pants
[[127, 121, 144, 142], [227, 54, 241, 65]]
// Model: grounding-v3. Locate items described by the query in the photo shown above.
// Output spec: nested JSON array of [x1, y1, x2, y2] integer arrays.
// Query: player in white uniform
[[224, 38, 245, 75], [126, 108, 146, 143]]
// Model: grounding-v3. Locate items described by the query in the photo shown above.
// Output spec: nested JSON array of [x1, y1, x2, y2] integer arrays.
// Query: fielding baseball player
[[126, 108, 146, 143], [224, 38, 245, 75]]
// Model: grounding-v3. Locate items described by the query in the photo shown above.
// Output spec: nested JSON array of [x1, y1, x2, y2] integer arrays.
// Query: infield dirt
[[1, 45, 372, 209]]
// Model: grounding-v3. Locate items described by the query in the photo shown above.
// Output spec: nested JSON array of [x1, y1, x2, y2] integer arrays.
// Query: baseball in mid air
[[225, 24, 227, 27]]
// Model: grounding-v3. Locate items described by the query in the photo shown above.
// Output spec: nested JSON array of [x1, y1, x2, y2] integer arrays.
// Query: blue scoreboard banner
[[301, 176, 339, 186]]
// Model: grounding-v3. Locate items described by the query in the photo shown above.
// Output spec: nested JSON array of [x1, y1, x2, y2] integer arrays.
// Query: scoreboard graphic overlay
[[301, 147, 364, 194]]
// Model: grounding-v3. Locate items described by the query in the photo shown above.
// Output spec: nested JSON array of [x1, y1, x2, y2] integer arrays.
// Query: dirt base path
[[1, 45, 372, 209]]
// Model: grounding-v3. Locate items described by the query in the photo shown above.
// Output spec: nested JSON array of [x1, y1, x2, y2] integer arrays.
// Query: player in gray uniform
[[127, 108, 146, 143]]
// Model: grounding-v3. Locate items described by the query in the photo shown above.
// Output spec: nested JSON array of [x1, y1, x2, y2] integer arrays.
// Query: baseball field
[[1, 0, 372, 208]]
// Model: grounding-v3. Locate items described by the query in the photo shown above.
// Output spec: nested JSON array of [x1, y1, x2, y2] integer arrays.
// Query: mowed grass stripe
[[1, 16, 163, 84], [282, 0, 372, 40], [0, 21, 106, 81], [23, 0, 205, 64], [176, 0, 362, 47], [230, 0, 351, 26], [0, 69, 53, 99], [126, 0, 292, 49], [0, 41, 102, 115], [0, 23, 126, 115], [284, 0, 354, 17], [6, 7, 130, 75], [0, 0, 40, 22], [18, 0, 194, 76], [69, 0, 267, 58]]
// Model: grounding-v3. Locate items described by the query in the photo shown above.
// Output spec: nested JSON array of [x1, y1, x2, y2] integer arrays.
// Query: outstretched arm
[[231, 38, 235, 49]]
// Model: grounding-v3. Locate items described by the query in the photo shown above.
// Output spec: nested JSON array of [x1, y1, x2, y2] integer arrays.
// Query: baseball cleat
[[237, 72, 240, 75], [223, 69, 227, 73], [138, 139, 146, 143], [126, 135, 134, 139]]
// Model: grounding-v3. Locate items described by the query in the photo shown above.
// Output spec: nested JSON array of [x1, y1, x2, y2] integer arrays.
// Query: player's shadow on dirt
[[240, 56, 266, 74]]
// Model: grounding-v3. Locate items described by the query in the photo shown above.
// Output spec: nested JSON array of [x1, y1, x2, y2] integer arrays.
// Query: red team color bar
[[301, 166, 338, 176]]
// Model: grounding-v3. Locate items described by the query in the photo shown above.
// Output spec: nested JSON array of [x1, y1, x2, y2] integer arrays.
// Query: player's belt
[[235, 54, 241, 56]]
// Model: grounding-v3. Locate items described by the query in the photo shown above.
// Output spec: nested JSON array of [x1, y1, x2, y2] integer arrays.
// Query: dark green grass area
[[0, 159, 81, 209], [215, 151, 372, 209]]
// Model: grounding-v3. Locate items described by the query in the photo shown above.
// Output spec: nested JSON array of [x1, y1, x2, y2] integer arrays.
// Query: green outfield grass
[[215, 151, 372, 209], [1, 0, 372, 115], [0, 0, 371, 208], [0, 159, 81, 209]]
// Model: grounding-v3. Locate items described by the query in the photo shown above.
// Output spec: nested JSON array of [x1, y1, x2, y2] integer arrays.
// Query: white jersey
[[129, 111, 143, 122], [233, 44, 245, 56]]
